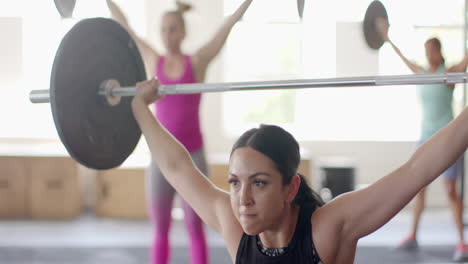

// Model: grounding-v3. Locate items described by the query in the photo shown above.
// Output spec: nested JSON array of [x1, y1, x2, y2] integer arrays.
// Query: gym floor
[[0, 208, 466, 263]]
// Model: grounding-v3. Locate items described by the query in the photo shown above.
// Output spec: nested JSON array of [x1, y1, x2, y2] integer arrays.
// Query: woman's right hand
[[134, 78, 164, 105]]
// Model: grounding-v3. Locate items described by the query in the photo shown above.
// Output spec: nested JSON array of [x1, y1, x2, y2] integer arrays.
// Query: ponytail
[[293, 173, 325, 209]]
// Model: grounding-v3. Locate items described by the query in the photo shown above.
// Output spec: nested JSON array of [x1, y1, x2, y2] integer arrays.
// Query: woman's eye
[[254, 181, 266, 187], [228, 179, 239, 186]]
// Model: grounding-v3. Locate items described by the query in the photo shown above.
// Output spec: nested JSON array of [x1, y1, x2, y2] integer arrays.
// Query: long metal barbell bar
[[29, 72, 468, 104]]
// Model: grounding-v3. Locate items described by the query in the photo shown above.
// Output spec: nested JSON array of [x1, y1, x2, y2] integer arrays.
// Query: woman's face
[[229, 147, 292, 235], [425, 41, 442, 67], [161, 14, 185, 52]]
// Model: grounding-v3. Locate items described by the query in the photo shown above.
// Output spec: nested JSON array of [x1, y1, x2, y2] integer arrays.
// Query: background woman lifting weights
[[378, 18, 468, 261], [107, 0, 254, 263]]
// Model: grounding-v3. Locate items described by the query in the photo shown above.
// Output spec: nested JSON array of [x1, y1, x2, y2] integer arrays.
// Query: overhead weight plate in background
[[54, 0, 76, 18], [297, 0, 305, 19], [363, 0, 388, 50]]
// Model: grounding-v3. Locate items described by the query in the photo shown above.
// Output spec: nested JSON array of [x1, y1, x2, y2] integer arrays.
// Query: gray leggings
[[145, 148, 209, 236]]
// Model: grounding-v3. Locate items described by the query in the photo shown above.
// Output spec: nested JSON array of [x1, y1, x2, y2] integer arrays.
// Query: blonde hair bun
[[176, 1, 193, 13]]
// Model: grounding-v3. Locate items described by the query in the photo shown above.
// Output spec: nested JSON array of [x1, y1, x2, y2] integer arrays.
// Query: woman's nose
[[239, 186, 253, 206]]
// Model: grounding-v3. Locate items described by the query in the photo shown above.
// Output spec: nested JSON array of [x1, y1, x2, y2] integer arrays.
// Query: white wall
[[336, 22, 379, 77], [0, 17, 22, 83]]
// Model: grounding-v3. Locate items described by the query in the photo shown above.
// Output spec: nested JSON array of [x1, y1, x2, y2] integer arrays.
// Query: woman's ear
[[287, 174, 301, 203]]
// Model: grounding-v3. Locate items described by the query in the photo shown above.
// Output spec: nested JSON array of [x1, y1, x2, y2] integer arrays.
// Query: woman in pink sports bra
[[107, 1, 253, 263]]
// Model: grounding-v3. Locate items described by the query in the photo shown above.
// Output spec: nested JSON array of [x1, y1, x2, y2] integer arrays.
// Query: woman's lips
[[240, 213, 257, 219]]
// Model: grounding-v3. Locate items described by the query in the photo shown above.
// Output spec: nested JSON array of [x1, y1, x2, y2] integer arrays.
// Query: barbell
[[31, 17, 468, 170]]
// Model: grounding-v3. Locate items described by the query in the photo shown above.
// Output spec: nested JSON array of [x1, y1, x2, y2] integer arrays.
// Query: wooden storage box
[[29, 157, 81, 219], [94, 168, 148, 219], [0, 157, 29, 218]]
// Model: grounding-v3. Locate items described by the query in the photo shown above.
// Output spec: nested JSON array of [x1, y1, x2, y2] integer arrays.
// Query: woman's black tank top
[[235, 206, 322, 264]]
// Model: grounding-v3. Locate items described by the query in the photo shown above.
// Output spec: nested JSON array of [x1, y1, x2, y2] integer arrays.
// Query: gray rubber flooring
[[0, 246, 466, 264], [1, 209, 467, 263], [355, 246, 467, 263], [0, 247, 230, 264]]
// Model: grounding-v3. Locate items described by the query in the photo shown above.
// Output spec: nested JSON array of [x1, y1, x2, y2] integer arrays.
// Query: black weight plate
[[297, 0, 305, 19], [50, 18, 146, 170], [54, 0, 76, 18], [363, 0, 388, 50]]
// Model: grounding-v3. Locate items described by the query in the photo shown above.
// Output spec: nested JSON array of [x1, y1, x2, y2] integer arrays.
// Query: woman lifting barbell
[[130, 77, 468, 264]]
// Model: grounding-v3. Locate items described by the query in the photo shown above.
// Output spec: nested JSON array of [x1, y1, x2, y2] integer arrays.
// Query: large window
[[222, 0, 466, 141], [0, 0, 145, 140]]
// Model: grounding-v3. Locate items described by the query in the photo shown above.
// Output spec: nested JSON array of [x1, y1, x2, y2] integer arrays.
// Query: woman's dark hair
[[164, 1, 192, 31], [230, 124, 325, 210], [425, 37, 445, 65]]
